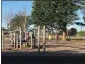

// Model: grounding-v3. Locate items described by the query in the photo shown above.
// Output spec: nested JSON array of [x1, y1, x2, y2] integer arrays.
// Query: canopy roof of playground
[[27, 24, 59, 33], [27, 24, 35, 32]]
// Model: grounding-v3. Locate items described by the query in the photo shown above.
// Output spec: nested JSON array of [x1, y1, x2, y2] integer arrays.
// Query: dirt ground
[[45, 40, 85, 53], [2, 40, 85, 54], [2, 40, 85, 64]]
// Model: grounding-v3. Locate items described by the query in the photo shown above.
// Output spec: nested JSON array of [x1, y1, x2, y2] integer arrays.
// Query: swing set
[[2, 25, 46, 52]]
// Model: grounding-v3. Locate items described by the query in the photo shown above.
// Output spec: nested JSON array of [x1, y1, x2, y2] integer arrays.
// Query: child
[[55, 33, 59, 43], [48, 34, 52, 40]]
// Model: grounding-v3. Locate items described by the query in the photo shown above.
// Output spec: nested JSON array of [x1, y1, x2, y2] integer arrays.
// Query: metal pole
[[43, 26, 46, 52], [38, 25, 40, 52]]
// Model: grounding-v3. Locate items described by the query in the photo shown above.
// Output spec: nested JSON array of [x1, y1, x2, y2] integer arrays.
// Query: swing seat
[[18, 39, 27, 42], [21, 40, 27, 42]]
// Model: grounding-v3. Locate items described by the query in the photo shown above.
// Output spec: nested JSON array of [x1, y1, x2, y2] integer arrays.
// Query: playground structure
[[1, 25, 85, 54], [1, 25, 46, 52], [1, 28, 22, 50]]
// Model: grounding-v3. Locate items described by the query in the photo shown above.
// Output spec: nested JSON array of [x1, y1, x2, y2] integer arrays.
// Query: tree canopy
[[78, 0, 85, 22], [31, 0, 80, 40], [70, 28, 77, 36], [9, 11, 29, 31]]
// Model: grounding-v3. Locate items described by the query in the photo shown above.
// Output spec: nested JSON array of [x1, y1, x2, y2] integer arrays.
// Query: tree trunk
[[62, 24, 67, 41], [62, 31, 66, 41], [8, 23, 10, 30], [24, 29, 27, 41], [23, 17, 26, 40]]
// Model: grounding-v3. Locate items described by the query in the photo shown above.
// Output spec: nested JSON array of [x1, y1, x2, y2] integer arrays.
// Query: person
[[27, 32, 29, 41], [32, 32, 36, 47], [55, 33, 59, 43], [48, 34, 52, 40], [24, 32, 27, 41], [10, 33, 13, 40], [10, 33, 13, 44]]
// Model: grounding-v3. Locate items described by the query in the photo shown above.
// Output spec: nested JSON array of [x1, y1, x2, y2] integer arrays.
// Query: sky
[[2, 1, 85, 31], [2, 1, 33, 29], [67, 9, 85, 31]]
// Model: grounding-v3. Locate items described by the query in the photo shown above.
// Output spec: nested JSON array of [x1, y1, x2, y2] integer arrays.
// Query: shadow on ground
[[2, 40, 85, 64], [2, 49, 85, 56], [2, 50, 85, 64]]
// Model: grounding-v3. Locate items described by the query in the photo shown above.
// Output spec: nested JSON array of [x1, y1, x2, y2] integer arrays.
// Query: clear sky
[[2, 1, 33, 29], [2, 1, 85, 31], [67, 9, 85, 31]]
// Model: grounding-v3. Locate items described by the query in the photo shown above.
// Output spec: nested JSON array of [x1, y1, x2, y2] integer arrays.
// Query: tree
[[75, 22, 85, 26], [31, 0, 80, 40], [1, 27, 6, 30], [10, 11, 29, 31], [67, 29, 71, 36], [5, 12, 14, 30], [82, 8, 85, 22], [26, 16, 34, 28], [58, 30, 63, 35], [70, 28, 77, 36], [78, 0, 85, 22]]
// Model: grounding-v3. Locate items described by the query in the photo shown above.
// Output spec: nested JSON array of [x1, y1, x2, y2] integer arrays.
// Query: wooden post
[[34, 30, 36, 47], [25, 31, 27, 47], [13, 32, 16, 48], [38, 25, 40, 52], [43, 26, 46, 52], [10, 32, 13, 45], [30, 32, 33, 49], [16, 32, 18, 49], [24, 29, 27, 41], [27, 32, 29, 46], [20, 27, 22, 50], [2, 31, 4, 50]]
